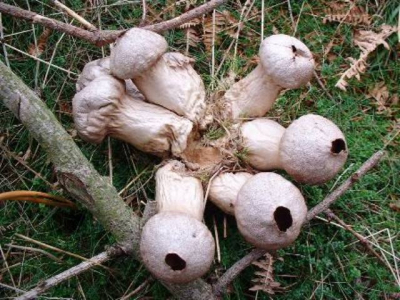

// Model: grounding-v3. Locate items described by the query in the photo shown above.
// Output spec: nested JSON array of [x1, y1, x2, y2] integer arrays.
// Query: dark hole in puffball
[[274, 206, 293, 232], [291, 45, 297, 53], [165, 253, 186, 271], [331, 138, 346, 154]]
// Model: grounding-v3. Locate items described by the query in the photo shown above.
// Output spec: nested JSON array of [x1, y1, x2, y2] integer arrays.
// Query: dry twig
[[15, 246, 124, 300], [0, 0, 227, 47]]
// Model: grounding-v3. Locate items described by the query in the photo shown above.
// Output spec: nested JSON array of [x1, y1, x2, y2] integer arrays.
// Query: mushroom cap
[[76, 57, 111, 92], [280, 114, 348, 185], [259, 34, 315, 89], [209, 172, 253, 215], [110, 28, 168, 79], [72, 75, 125, 143], [140, 212, 215, 284], [235, 173, 307, 250], [241, 119, 285, 170]]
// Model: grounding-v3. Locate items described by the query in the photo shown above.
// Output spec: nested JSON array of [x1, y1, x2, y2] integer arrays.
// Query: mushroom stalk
[[224, 65, 282, 119], [223, 34, 315, 120], [155, 160, 205, 220], [140, 161, 215, 284], [73, 75, 193, 157]]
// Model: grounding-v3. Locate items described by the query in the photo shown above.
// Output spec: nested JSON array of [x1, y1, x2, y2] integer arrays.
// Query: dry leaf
[[335, 24, 396, 91], [28, 28, 52, 57], [185, 27, 201, 48], [367, 82, 390, 112], [250, 253, 285, 295], [202, 11, 230, 53], [323, 4, 372, 26]]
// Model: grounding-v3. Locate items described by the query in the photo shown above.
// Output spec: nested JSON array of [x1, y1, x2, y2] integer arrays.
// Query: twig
[[119, 277, 153, 300], [51, 0, 97, 30], [306, 150, 385, 221], [0, 0, 227, 47], [0, 282, 25, 294], [15, 246, 124, 300], [0, 144, 57, 189], [213, 248, 267, 297], [5, 244, 62, 263], [324, 209, 391, 269], [0, 244, 16, 288], [14, 233, 108, 271]]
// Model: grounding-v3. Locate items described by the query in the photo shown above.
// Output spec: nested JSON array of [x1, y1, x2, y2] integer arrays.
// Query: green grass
[[1, 0, 399, 299]]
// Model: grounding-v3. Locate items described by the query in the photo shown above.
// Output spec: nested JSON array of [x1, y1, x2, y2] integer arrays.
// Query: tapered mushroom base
[[140, 212, 215, 284]]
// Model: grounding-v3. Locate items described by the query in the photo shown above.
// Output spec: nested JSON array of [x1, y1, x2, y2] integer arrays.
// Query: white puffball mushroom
[[260, 34, 315, 89], [224, 34, 315, 119], [76, 57, 145, 101], [134, 52, 207, 123], [280, 114, 348, 184], [110, 29, 206, 123], [235, 173, 307, 250], [110, 28, 168, 79], [240, 119, 285, 170], [209, 172, 253, 214], [240, 115, 348, 184], [140, 161, 215, 284], [72, 75, 193, 157]]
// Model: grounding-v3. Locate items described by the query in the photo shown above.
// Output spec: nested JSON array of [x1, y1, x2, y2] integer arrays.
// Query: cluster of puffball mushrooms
[[72, 28, 349, 284]]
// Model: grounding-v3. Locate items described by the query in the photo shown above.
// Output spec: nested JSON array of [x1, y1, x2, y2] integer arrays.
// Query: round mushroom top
[[235, 172, 307, 250], [259, 34, 315, 89], [110, 28, 168, 79], [76, 57, 111, 92], [280, 114, 348, 185], [140, 212, 215, 284], [72, 75, 126, 143]]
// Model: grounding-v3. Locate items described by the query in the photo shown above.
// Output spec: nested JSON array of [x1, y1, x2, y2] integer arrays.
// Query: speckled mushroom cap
[[110, 28, 168, 79], [73, 75, 125, 143], [259, 34, 314, 89], [140, 212, 215, 284], [235, 173, 307, 250], [280, 114, 348, 185]]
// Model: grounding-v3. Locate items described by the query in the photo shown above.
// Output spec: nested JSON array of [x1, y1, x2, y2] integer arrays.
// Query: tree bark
[[0, 61, 140, 255]]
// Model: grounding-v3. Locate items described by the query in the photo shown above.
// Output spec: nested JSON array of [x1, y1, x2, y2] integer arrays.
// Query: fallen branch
[[15, 246, 124, 300], [0, 61, 141, 254], [0, 61, 214, 300], [306, 150, 385, 222], [213, 248, 267, 297], [324, 209, 390, 269], [0, 0, 226, 47]]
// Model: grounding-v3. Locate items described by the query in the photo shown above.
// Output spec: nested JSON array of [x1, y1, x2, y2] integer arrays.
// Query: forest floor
[[0, 0, 399, 299]]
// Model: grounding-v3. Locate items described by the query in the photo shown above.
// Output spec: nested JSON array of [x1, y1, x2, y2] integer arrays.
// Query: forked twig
[[0, 0, 227, 47]]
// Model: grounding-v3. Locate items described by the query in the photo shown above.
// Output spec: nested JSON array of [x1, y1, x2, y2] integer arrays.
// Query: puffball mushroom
[[240, 114, 348, 184], [110, 28, 207, 123], [224, 34, 315, 119], [235, 172, 307, 250], [76, 57, 145, 101], [280, 114, 348, 184], [140, 161, 215, 283], [72, 75, 193, 157], [209, 172, 253, 214]]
